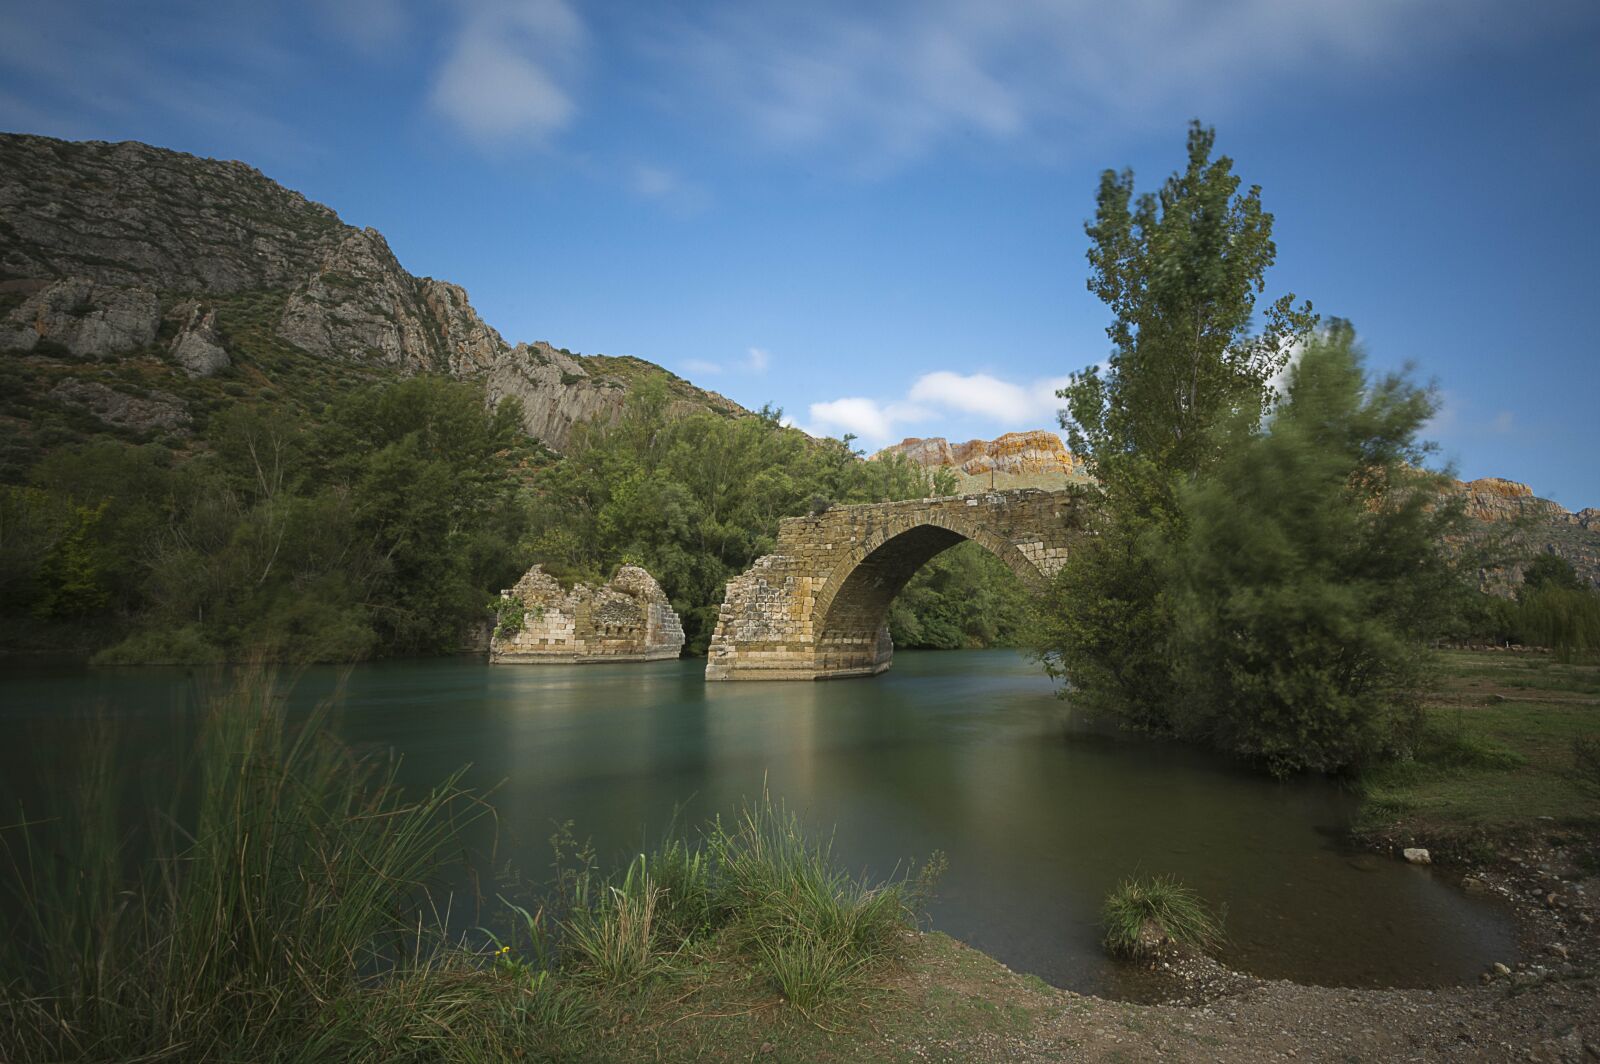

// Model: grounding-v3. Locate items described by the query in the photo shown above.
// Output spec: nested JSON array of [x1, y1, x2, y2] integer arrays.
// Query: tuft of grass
[[703, 795, 931, 1013], [563, 854, 668, 987], [1101, 875, 1224, 960]]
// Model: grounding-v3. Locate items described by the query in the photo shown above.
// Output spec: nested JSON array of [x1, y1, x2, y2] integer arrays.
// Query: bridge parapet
[[705, 489, 1084, 681]]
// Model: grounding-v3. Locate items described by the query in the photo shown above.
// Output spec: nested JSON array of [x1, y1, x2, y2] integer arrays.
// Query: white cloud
[[682, 358, 723, 376], [630, 163, 711, 213], [744, 347, 771, 372], [804, 367, 1072, 445], [908, 370, 1068, 423], [806, 397, 930, 442], [429, 0, 584, 148]]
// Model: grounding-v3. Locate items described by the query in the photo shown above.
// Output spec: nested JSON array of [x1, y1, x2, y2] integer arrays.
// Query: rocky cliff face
[[875, 430, 1091, 492], [1450, 477, 1600, 591], [0, 132, 743, 455]]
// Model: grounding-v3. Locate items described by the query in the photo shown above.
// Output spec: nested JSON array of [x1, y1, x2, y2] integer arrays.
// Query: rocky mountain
[[1452, 477, 1600, 591], [0, 132, 744, 473], [880, 432, 1599, 590]]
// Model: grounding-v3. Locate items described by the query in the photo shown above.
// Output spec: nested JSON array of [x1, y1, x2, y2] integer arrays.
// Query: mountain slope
[[0, 132, 743, 478]]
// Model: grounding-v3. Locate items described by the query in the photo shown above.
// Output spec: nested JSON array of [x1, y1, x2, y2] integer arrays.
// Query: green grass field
[[1356, 649, 1600, 849]]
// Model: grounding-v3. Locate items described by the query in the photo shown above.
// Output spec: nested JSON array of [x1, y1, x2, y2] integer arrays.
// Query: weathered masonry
[[705, 489, 1085, 681], [491, 564, 685, 664]]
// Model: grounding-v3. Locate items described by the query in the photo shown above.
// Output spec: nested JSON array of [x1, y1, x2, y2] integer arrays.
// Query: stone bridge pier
[[705, 489, 1084, 681]]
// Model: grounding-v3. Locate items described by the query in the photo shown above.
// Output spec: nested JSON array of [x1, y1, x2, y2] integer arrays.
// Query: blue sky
[[3, 0, 1597, 507]]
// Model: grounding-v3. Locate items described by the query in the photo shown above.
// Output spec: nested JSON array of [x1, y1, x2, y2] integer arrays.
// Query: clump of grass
[[704, 795, 933, 1013], [525, 794, 940, 1015], [563, 854, 668, 986], [1101, 874, 1224, 960]]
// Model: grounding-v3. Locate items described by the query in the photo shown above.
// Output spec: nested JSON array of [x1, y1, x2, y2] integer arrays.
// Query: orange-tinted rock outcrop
[[875, 431, 1090, 490]]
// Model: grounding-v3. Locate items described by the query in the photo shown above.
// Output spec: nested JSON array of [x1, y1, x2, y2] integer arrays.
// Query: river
[[0, 649, 1514, 997]]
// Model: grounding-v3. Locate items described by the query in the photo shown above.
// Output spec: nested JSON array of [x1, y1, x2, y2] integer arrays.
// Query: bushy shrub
[[1163, 326, 1466, 775]]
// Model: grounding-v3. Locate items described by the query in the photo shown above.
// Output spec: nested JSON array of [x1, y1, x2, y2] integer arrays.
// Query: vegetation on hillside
[[2, 377, 534, 662]]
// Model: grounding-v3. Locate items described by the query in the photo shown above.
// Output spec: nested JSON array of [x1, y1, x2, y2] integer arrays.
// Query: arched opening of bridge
[[883, 540, 1033, 652], [812, 525, 1045, 678]]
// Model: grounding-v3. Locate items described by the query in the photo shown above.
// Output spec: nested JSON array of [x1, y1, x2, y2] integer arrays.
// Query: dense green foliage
[[888, 540, 1033, 650], [1473, 585, 1600, 662], [522, 376, 960, 653], [0, 676, 935, 1060], [1164, 328, 1467, 774], [2, 376, 534, 662], [1043, 122, 1315, 728], [1041, 124, 1468, 775]]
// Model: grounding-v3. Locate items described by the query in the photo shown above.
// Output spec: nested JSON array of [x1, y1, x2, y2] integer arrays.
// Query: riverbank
[[559, 929, 1598, 1063]]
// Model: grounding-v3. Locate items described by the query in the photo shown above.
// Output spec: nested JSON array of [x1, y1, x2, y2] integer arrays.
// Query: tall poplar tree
[[1040, 123, 1314, 728]]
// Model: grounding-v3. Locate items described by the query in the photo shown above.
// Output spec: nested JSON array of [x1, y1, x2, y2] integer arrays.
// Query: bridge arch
[[809, 514, 1048, 674], [705, 489, 1082, 681]]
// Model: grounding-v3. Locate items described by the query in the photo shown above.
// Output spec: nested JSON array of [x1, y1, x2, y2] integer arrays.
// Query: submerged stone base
[[490, 564, 685, 664]]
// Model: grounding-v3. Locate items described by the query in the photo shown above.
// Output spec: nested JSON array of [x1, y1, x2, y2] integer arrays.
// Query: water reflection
[[0, 650, 1515, 997]]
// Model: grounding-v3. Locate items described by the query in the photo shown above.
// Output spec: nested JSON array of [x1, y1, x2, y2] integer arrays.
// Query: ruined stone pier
[[705, 489, 1084, 681]]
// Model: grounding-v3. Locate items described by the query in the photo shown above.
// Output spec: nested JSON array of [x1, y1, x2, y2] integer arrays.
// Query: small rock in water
[[1492, 962, 1512, 977], [1403, 847, 1432, 865], [1462, 876, 1487, 893]]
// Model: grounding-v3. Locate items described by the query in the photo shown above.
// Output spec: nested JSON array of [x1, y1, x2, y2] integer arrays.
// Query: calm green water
[[0, 649, 1515, 997]]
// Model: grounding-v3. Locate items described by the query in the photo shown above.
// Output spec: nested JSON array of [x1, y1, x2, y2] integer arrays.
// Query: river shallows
[[0, 649, 1514, 996]]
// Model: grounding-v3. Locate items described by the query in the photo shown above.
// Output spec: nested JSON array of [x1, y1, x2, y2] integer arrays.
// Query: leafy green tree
[[1164, 324, 1466, 775], [889, 542, 1032, 650], [1520, 553, 1586, 597], [1041, 122, 1315, 727]]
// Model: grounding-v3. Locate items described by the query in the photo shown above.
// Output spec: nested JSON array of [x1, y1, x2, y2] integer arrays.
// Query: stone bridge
[[705, 489, 1086, 681]]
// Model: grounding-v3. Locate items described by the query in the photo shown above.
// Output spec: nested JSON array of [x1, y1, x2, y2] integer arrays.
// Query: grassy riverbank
[[1354, 649, 1600, 859]]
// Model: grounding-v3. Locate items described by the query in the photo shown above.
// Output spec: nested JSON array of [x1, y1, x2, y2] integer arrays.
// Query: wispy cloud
[[652, 0, 1555, 173], [678, 346, 772, 379], [1427, 390, 1518, 446], [0, 1, 309, 156], [429, 0, 585, 149], [805, 397, 930, 441], [629, 163, 711, 214], [318, 0, 412, 53]]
